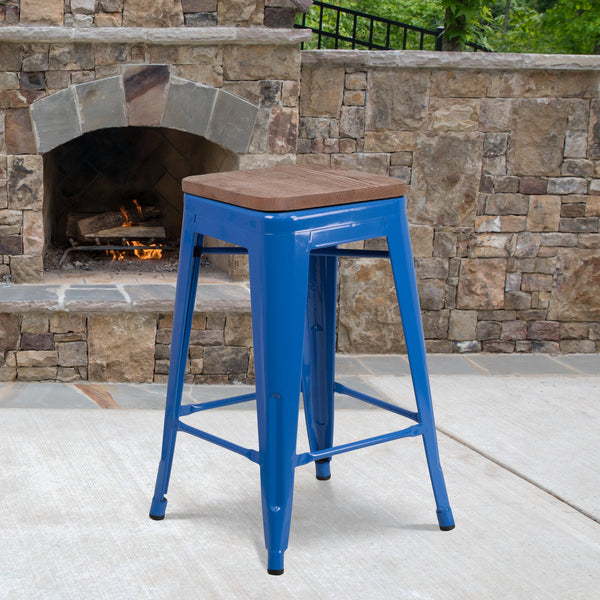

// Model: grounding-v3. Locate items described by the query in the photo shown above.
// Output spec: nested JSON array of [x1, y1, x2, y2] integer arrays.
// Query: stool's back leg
[[248, 234, 311, 575], [387, 206, 455, 531], [150, 228, 203, 520], [302, 252, 337, 481]]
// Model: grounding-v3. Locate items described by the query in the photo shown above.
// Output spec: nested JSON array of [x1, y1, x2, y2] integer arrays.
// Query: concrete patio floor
[[1, 354, 599, 599]]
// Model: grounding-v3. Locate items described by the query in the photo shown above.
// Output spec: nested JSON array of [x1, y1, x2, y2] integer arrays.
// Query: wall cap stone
[[301, 49, 600, 72], [0, 26, 312, 46]]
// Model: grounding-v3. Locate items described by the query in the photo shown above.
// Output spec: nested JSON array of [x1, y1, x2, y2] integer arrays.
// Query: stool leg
[[248, 237, 310, 575], [387, 211, 455, 531], [149, 229, 203, 520], [302, 252, 337, 481]]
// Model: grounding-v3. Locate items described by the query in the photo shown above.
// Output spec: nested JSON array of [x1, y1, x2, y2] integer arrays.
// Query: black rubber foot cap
[[268, 569, 284, 576], [440, 524, 455, 531], [149, 513, 165, 521], [316, 474, 331, 481]]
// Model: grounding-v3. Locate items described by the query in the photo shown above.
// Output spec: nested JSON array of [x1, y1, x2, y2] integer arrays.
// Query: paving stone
[[64, 286, 129, 311]]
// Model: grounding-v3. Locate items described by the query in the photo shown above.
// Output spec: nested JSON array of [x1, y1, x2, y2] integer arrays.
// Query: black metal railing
[[295, 1, 490, 52]]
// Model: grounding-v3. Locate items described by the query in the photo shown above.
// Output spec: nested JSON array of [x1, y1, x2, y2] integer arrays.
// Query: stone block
[[18, 367, 58, 381], [364, 131, 414, 153], [567, 100, 589, 131], [410, 132, 482, 226], [454, 340, 480, 353], [162, 78, 217, 138], [30, 88, 81, 153], [470, 233, 515, 258], [88, 313, 156, 382], [49, 44, 94, 71], [367, 70, 429, 131], [206, 89, 258, 154], [224, 313, 253, 347], [560, 322, 589, 340], [218, 0, 262, 25], [182, 0, 217, 10], [9, 255, 43, 283], [433, 230, 456, 258], [507, 99, 568, 177], [21, 0, 64, 25], [561, 203, 586, 218], [300, 66, 344, 118], [0, 313, 20, 353], [564, 130, 588, 159], [549, 248, 600, 321], [519, 177, 547, 195], [409, 224, 433, 257], [591, 100, 600, 158], [489, 71, 557, 98], [23, 210, 44, 255], [339, 106, 364, 139], [50, 313, 86, 334], [479, 98, 512, 132], [561, 159, 593, 178], [337, 258, 405, 352], [559, 218, 598, 233], [527, 321, 559, 341], [57, 341, 88, 367], [71, 0, 96, 15], [0, 235, 21, 254], [5, 109, 37, 155], [345, 71, 367, 91], [331, 153, 388, 175], [476, 320, 502, 340], [45, 71, 71, 90], [0, 6, 19, 25], [590, 180, 600, 196], [540, 232, 577, 247], [123, 64, 170, 128], [482, 340, 515, 352], [123, 0, 184, 26], [224, 45, 300, 82], [429, 98, 479, 132], [75, 77, 127, 134], [268, 106, 297, 155], [16, 350, 58, 368], [421, 310, 449, 339], [21, 314, 49, 334], [560, 340, 596, 353], [203, 346, 249, 375], [521, 273, 553, 293], [448, 310, 477, 341], [547, 177, 588, 195], [264, 6, 295, 27], [431, 70, 488, 98], [100, 0, 124, 11], [526, 195, 561, 232], [20, 333, 54, 351], [457, 258, 506, 310], [485, 194, 529, 216], [94, 12, 123, 26], [189, 329, 223, 346]]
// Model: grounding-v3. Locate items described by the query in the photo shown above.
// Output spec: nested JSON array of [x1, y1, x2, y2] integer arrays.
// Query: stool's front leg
[[387, 207, 455, 532], [248, 235, 311, 575], [302, 252, 337, 480], [149, 228, 203, 520]]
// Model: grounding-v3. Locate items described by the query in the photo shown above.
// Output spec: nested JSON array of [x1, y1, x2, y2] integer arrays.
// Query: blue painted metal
[[149, 191, 455, 574]]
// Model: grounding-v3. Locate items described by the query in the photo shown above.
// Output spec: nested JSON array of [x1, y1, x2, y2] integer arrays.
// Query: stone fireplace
[[0, 0, 311, 384]]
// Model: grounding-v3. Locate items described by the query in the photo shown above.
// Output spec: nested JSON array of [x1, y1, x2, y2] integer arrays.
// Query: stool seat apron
[[149, 165, 454, 575]]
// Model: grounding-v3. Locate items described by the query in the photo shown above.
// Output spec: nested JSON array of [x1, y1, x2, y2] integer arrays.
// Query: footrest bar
[[296, 424, 422, 467], [179, 392, 256, 416], [334, 382, 419, 422], [177, 420, 260, 463]]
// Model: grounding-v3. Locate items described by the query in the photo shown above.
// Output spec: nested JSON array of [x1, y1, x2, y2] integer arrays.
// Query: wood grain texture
[[182, 165, 407, 212]]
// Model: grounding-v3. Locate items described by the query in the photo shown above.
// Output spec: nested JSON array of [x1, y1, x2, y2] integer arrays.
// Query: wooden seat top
[[182, 165, 407, 212]]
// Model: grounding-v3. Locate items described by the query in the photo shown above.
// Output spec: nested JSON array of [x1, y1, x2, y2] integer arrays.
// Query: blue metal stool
[[149, 165, 454, 575]]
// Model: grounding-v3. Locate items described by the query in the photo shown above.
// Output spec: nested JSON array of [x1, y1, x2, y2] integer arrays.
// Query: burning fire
[[108, 199, 164, 261]]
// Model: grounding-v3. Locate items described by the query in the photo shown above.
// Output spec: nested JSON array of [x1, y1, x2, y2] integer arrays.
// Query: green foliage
[[297, 0, 600, 55]]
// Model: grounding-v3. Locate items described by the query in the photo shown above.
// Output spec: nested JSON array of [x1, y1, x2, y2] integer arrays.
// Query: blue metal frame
[[150, 192, 455, 575]]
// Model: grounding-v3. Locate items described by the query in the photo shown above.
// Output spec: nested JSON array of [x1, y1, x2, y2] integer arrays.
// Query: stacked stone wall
[[299, 51, 600, 353], [0, 310, 254, 383]]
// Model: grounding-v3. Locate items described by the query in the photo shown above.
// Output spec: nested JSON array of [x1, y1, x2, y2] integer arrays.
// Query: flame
[[107, 200, 164, 260]]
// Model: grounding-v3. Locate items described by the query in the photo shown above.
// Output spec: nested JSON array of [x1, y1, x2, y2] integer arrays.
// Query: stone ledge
[[301, 49, 600, 71], [0, 282, 251, 313], [0, 26, 312, 46]]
